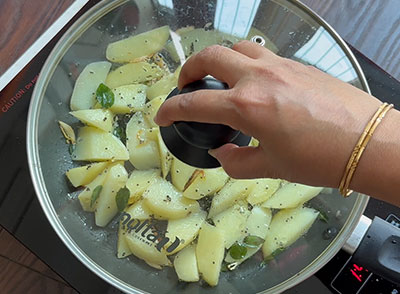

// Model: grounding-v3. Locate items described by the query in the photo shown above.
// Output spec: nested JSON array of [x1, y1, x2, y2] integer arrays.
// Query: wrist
[[349, 107, 400, 205]]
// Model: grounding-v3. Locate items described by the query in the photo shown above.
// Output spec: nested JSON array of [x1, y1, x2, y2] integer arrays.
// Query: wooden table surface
[[0, 0, 74, 76], [0, 0, 399, 293]]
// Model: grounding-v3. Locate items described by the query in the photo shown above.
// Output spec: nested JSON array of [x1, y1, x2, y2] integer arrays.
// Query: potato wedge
[[66, 162, 108, 187], [70, 61, 111, 111], [72, 126, 129, 161], [110, 84, 147, 114], [208, 179, 256, 218], [213, 204, 250, 248], [183, 168, 229, 200], [125, 169, 160, 204], [171, 157, 196, 191], [247, 178, 281, 205], [174, 245, 199, 282], [262, 183, 323, 209], [143, 95, 166, 127], [249, 137, 259, 147], [165, 211, 206, 255], [147, 74, 177, 100], [106, 26, 170, 63], [245, 206, 272, 239], [157, 132, 172, 178], [125, 229, 171, 269], [70, 109, 113, 132], [105, 62, 164, 89], [117, 223, 132, 258], [142, 177, 199, 219], [95, 163, 128, 227], [262, 206, 319, 257], [225, 207, 272, 264], [78, 167, 110, 212], [124, 200, 164, 220], [126, 112, 160, 169], [196, 223, 225, 287]]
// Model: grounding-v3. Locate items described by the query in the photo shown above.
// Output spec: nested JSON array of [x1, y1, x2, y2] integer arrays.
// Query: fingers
[[178, 45, 250, 89], [209, 144, 270, 179], [154, 89, 241, 128], [232, 40, 275, 60]]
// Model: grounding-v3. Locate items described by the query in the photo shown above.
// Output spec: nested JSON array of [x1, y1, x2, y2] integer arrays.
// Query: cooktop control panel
[[318, 213, 400, 294]]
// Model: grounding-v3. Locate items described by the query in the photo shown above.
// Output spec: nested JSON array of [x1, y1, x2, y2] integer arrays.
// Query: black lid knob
[[160, 78, 251, 168]]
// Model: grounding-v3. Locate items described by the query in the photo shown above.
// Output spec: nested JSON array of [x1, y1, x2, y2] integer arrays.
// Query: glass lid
[[27, 0, 369, 293]]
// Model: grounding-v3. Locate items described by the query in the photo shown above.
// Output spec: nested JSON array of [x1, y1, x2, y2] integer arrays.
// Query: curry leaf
[[90, 185, 103, 208], [243, 235, 265, 248], [318, 210, 329, 223], [116, 186, 130, 212], [229, 243, 247, 260], [96, 83, 114, 108]]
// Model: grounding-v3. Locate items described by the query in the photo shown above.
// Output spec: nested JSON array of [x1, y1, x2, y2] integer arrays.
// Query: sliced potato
[[245, 206, 272, 239], [105, 62, 164, 89], [143, 95, 166, 127], [143, 127, 158, 141], [78, 167, 110, 212], [125, 169, 161, 204], [225, 206, 272, 264], [70, 61, 111, 111], [183, 168, 229, 200], [262, 183, 323, 209], [165, 211, 206, 255], [213, 204, 250, 248], [95, 163, 128, 227], [117, 223, 132, 258], [106, 26, 170, 63], [196, 223, 225, 287], [249, 137, 259, 147], [247, 178, 281, 205], [66, 162, 108, 187], [72, 126, 129, 161], [208, 179, 256, 218], [147, 74, 177, 100], [142, 177, 199, 219], [110, 84, 147, 114], [126, 112, 160, 169], [70, 109, 113, 132], [171, 157, 196, 191], [125, 229, 171, 269], [157, 132, 173, 178], [262, 206, 319, 257], [174, 245, 199, 282], [124, 199, 164, 220]]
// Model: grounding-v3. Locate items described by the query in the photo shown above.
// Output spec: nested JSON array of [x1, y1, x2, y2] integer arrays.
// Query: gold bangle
[[339, 102, 393, 197]]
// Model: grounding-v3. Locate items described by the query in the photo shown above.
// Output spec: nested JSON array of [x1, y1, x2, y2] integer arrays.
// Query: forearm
[[350, 108, 400, 206]]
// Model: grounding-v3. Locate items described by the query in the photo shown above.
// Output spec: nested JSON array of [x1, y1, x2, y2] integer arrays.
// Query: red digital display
[[350, 263, 369, 283], [331, 258, 372, 293]]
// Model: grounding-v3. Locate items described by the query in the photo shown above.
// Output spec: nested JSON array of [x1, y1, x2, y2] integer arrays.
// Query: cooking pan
[[27, 0, 400, 293]]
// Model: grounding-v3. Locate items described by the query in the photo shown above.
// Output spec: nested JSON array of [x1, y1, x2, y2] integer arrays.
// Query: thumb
[[209, 144, 270, 179]]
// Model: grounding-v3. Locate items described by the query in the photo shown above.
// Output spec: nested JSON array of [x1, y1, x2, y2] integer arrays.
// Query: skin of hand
[[155, 41, 400, 206]]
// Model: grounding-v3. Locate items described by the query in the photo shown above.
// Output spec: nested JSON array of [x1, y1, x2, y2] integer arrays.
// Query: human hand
[[155, 41, 383, 189]]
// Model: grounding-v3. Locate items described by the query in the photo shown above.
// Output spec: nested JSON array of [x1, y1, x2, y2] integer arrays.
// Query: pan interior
[[30, 0, 369, 293]]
